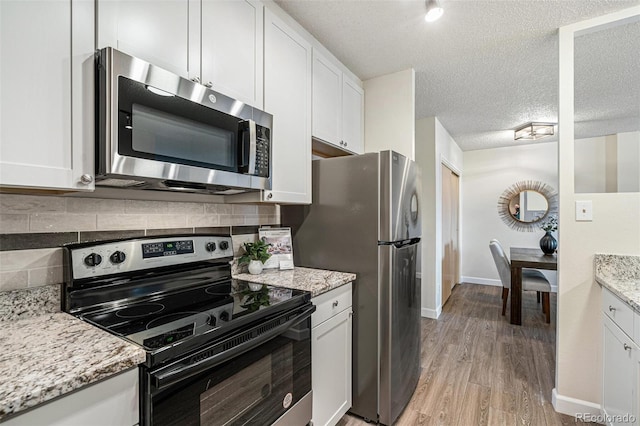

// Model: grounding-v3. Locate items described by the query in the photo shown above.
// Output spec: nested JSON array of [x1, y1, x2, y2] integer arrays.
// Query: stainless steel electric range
[[63, 234, 314, 426]]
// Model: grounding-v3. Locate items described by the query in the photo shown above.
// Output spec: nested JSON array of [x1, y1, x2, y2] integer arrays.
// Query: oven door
[[97, 47, 272, 192], [142, 304, 314, 426]]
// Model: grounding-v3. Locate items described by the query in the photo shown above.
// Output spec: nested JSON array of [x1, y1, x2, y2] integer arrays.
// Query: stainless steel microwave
[[96, 47, 272, 195]]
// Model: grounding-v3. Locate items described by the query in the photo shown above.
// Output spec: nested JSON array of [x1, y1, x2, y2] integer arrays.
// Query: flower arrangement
[[539, 215, 558, 233]]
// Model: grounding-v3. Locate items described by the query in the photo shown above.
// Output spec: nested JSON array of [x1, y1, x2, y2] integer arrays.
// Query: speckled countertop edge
[[0, 313, 146, 421], [233, 266, 356, 297], [595, 254, 640, 312]]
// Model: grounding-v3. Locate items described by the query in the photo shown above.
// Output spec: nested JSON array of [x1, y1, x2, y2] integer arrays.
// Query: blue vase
[[540, 231, 557, 255]]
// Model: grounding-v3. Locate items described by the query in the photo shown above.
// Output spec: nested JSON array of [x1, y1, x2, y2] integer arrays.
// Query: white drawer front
[[312, 283, 353, 328], [602, 287, 634, 338]]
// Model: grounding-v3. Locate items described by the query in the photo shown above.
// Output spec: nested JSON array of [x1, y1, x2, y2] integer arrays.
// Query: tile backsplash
[[0, 194, 278, 292]]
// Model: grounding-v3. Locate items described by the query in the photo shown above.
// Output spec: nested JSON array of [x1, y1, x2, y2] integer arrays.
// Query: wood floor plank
[[339, 284, 591, 426]]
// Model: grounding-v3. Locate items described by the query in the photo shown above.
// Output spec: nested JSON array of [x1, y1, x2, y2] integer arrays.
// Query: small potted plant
[[539, 215, 558, 255], [238, 240, 271, 274]]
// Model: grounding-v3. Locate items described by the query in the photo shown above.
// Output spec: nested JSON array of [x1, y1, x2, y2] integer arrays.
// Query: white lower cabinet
[[601, 287, 640, 426], [312, 283, 353, 426], [2, 368, 139, 426]]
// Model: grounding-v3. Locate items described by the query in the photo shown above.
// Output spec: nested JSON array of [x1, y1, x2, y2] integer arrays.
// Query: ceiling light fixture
[[425, 0, 443, 22], [514, 122, 556, 141]]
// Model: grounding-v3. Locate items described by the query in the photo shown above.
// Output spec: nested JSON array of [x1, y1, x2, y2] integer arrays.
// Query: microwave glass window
[[131, 104, 235, 168]]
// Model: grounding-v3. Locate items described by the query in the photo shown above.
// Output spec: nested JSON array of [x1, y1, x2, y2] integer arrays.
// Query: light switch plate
[[575, 200, 593, 221]]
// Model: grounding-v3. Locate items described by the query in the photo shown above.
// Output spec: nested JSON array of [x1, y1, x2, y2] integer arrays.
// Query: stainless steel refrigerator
[[281, 150, 421, 425]]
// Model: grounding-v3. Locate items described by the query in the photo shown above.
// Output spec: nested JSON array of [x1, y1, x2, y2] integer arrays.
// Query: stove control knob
[[219, 241, 229, 251], [110, 251, 126, 264], [219, 311, 230, 322], [208, 316, 217, 327], [84, 253, 102, 267], [205, 242, 217, 252]]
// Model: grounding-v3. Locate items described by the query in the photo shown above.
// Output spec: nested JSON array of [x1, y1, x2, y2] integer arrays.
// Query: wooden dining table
[[509, 247, 557, 325]]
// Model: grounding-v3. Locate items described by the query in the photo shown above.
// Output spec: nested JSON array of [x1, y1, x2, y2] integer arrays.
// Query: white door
[[96, 0, 197, 79], [201, 0, 263, 108], [312, 51, 342, 147], [263, 8, 312, 204], [0, 0, 94, 191], [341, 76, 364, 154], [312, 308, 353, 426], [602, 316, 638, 425]]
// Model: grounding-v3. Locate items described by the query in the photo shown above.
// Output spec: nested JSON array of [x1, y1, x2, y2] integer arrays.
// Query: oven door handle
[[151, 305, 315, 390]]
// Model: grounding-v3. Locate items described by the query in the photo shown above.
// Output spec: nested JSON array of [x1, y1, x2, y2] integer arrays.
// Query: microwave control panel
[[255, 125, 270, 178]]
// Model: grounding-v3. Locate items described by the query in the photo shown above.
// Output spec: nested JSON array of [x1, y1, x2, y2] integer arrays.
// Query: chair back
[[489, 240, 511, 289]]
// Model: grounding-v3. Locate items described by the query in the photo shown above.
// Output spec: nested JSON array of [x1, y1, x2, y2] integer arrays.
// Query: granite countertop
[[0, 312, 146, 421], [233, 266, 356, 297], [595, 254, 640, 311]]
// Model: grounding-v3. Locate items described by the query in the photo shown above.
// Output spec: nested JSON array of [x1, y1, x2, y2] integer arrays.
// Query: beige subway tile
[[125, 200, 168, 214], [97, 214, 147, 230], [219, 215, 245, 226], [243, 215, 261, 226], [267, 215, 279, 224], [66, 198, 125, 214], [0, 214, 29, 233], [166, 202, 205, 214], [146, 214, 188, 229], [257, 205, 277, 215], [205, 204, 232, 214], [0, 270, 28, 291], [232, 205, 257, 215], [232, 234, 258, 257], [30, 213, 96, 232], [28, 265, 63, 287], [0, 194, 66, 213], [187, 215, 220, 227], [0, 248, 63, 272]]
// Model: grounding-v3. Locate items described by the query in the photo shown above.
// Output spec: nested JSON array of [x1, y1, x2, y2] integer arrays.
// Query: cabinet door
[[602, 316, 638, 425], [201, 0, 263, 108], [263, 8, 312, 204], [0, 0, 94, 191], [312, 308, 352, 426], [312, 51, 342, 147], [96, 0, 197, 79], [342, 76, 364, 154]]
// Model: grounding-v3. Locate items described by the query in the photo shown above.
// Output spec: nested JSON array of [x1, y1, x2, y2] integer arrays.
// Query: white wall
[[461, 142, 558, 288], [617, 131, 640, 192], [364, 68, 415, 160], [555, 8, 640, 415], [415, 117, 463, 318]]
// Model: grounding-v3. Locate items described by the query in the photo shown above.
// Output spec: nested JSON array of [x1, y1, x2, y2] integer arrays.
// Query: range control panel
[[69, 235, 233, 280]]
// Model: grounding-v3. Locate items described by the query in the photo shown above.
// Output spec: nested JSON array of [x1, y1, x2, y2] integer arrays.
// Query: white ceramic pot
[[248, 260, 263, 275]]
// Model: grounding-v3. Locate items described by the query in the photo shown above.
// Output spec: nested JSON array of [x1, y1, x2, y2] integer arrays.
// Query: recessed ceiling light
[[514, 122, 556, 141], [425, 0, 443, 23]]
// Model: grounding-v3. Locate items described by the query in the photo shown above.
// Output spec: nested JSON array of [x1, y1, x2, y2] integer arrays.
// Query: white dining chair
[[489, 239, 551, 323]]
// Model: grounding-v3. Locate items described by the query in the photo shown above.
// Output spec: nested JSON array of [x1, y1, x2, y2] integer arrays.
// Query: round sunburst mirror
[[498, 181, 558, 232]]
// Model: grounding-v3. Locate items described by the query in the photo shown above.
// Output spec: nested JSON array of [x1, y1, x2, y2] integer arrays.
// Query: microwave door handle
[[247, 119, 257, 175]]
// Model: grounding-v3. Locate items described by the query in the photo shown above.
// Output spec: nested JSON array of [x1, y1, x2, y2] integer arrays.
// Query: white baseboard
[[462, 276, 558, 293], [552, 388, 601, 418], [461, 276, 502, 287], [421, 306, 441, 319]]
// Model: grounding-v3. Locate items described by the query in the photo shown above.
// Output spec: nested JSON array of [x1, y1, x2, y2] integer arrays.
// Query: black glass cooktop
[[82, 281, 307, 351]]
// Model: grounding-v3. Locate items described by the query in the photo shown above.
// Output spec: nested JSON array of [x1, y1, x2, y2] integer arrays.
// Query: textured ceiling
[[275, 0, 640, 151]]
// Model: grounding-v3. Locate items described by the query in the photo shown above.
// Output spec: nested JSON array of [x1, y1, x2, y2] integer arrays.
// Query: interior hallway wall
[[460, 141, 558, 288]]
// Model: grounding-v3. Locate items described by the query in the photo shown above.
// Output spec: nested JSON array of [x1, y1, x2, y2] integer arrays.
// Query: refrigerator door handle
[[378, 237, 421, 248]]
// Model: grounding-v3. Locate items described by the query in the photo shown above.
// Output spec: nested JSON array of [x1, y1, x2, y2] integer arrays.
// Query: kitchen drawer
[[312, 283, 353, 328], [602, 287, 634, 338]]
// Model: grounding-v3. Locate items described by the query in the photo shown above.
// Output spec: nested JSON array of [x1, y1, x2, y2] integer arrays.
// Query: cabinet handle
[[332, 300, 339, 308], [205, 81, 213, 88], [339, 141, 344, 146], [266, 192, 273, 200], [609, 305, 616, 312], [79, 174, 93, 185], [344, 141, 348, 147], [624, 343, 632, 351], [191, 76, 201, 84]]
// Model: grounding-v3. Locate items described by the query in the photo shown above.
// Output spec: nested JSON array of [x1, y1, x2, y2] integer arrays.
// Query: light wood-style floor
[[338, 283, 587, 426]]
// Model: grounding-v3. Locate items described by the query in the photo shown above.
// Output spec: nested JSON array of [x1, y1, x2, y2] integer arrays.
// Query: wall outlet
[[575, 200, 593, 221]]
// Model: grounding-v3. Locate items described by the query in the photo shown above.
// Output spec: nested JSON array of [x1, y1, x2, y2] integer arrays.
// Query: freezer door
[[379, 151, 422, 243], [379, 241, 421, 425]]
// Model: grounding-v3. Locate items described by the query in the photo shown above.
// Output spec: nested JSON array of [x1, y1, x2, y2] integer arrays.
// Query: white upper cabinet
[[263, 8, 312, 204], [96, 0, 197, 79], [312, 50, 364, 154], [342, 77, 365, 154], [0, 0, 95, 191], [201, 0, 264, 109]]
